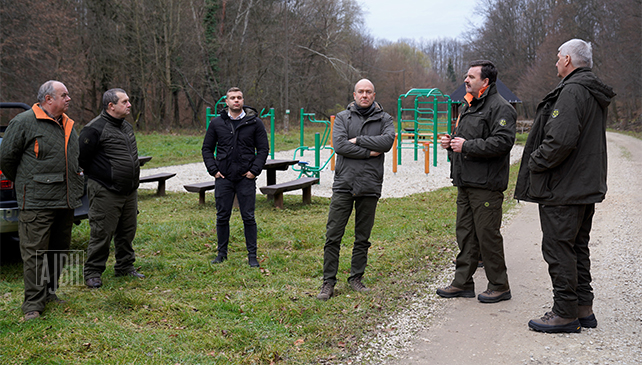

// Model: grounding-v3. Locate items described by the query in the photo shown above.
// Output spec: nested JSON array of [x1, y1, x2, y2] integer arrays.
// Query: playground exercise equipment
[[396, 88, 453, 169], [205, 95, 277, 159], [291, 108, 335, 180]]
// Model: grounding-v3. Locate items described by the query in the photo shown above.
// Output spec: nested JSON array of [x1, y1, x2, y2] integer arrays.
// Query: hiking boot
[[578, 305, 597, 328], [317, 281, 335, 301], [211, 255, 227, 264], [528, 311, 581, 333], [24, 311, 40, 321], [436, 285, 475, 298], [248, 255, 259, 268], [477, 289, 512, 303], [86, 277, 103, 289], [349, 278, 370, 292], [116, 270, 145, 278]]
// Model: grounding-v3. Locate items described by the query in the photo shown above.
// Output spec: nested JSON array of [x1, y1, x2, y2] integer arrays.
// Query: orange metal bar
[[424, 142, 431, 174], [393, 135, 398, 173]]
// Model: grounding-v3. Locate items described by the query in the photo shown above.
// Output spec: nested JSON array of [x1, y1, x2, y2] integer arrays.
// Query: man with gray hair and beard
[[80, 88, 144, 289], [515, 39, 616, 333]]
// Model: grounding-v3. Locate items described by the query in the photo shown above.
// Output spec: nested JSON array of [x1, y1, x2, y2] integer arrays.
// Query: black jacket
[[202, 106, 269, 182], [332, 101, 395, 197], [79, 111, 140, 195], [449, 83, 517, 192], [514, 68, 615, 204]]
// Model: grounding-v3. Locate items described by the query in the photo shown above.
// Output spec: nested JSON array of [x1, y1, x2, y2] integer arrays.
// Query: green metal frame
[[396, 88, 452, 167], [292, 108, 335, 180]]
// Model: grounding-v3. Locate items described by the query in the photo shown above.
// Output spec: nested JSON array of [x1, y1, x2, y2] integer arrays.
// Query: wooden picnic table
[[139, 155, 152, 166], [263, 159, 299, 186]]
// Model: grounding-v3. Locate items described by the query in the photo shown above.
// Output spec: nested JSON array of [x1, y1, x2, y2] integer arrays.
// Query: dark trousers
[[214, 177, 257, 257], [84, 179, 138, 279], [323, 192, 378, 286], [452, 187, 509, 292], [19, 208, 74, 314], [539, 203, 595, 318]]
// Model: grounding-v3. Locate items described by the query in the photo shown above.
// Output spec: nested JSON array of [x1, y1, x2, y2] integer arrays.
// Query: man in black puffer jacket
[[436, 60, 516, 304], [515, 39, 616, 334], [202, 87, 269, 267], [80, 88, 144, 289]]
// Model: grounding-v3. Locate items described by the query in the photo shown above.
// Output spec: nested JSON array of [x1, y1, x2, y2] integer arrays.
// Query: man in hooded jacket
[[515, 39, 616, 333], [202, 87, 269, 268], [317, 79, 395, 301]]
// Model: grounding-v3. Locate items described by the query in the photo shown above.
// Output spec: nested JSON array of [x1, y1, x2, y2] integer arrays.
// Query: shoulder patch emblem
[[552, 109, 559, 118], [499, 119, 507, 126]]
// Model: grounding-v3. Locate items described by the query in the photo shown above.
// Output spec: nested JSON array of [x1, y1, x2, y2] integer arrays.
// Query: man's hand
[[244, 171, 256, 179], [215, 172, 225, 178], [450, 137, 466, 153], [349, 137, 357, 144], [370, 151, 381, 157], [441, 135, 451, 149]]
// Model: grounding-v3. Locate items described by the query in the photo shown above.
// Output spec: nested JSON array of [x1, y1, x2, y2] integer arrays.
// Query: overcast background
[[358, 0, 484, 42]]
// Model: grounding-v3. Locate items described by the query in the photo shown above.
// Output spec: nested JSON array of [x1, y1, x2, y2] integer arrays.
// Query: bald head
[[353, 79, 376, 108]]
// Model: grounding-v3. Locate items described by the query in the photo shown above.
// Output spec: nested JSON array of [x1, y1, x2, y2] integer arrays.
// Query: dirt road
[[384, 132, 642, 364]]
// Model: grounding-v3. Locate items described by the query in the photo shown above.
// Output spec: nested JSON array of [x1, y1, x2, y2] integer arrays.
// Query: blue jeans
[[214, 177, 257, 257]]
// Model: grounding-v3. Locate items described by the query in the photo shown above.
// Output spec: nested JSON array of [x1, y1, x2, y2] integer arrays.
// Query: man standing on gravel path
[[317, 79, 395, 301], [202, 87, 269, 268], [437, 60, 516, 304], [515, 39, 616, 333]]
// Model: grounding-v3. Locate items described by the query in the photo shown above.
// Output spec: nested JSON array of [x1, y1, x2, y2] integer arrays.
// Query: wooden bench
[[139, 172, 176, 196], [183, 181, 215, 205], [259, 177, 319, 209]]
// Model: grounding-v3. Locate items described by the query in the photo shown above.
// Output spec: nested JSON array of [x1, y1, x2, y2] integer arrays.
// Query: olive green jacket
[[0, 104, 84, 210]]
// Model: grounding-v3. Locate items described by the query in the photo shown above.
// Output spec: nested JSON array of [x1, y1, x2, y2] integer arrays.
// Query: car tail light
[[0, 170, 14, 190]]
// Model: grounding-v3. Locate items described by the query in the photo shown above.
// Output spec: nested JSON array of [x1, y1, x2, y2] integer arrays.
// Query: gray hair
[[37, 80, 60, 103], [558, 39, 593, 68], [102, 88, 127, 110]]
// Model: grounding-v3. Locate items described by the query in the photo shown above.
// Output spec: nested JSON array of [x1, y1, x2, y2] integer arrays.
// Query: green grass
[[0, 131, 522, 364]]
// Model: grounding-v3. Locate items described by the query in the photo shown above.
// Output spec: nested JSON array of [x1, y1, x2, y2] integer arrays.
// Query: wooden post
[[424, 142, 430, 174], [393, 135, 398, 173]]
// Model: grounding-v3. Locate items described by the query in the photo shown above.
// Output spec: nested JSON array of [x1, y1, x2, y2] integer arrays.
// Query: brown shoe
[[24, 311, 40, 321], [116, 270, 145, 279], [477, 289, 511, 303], [436, 285, 475, 298], [317, 281, 335, 301], [528, 311, 581, 333], [578, 305, 597, 328], [86, 277, 103, 288], [349, 278, 370, 293]]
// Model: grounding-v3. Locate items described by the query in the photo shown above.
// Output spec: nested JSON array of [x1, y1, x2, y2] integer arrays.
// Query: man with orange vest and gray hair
[[437, 60, 516, 304], [0, 80, 84, 321]]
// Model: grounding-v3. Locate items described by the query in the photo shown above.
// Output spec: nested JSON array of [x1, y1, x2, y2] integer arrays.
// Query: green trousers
[[84, 179, 138, 279], [19, 208, 74, 314], [322, 192, 378, 286], [452, 187, 510, 292]]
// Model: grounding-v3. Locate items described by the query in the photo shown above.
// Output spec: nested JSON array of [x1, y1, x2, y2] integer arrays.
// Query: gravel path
[[140, 143, 524, 199], [353, 132, 642, 365]]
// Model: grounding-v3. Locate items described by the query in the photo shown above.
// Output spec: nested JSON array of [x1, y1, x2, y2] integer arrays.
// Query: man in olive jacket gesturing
[[202, 87, 269, 268], [515, 39, 615, 333], [0, 80, 84, 321], [317, 79, 395, 301], [436, 60, 516, 304]]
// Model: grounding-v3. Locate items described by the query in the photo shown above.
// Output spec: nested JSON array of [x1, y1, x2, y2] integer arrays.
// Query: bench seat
[[259, 177, 319, 209], [183, 181, 216, 205], [139, 172, 176, 196]]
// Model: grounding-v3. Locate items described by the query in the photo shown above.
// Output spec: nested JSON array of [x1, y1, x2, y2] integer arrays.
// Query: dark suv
[[0, 102, 89, 262]]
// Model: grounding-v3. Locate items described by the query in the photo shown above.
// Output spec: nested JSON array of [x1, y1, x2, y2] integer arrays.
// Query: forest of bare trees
[[1, 0, 640, 131]]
